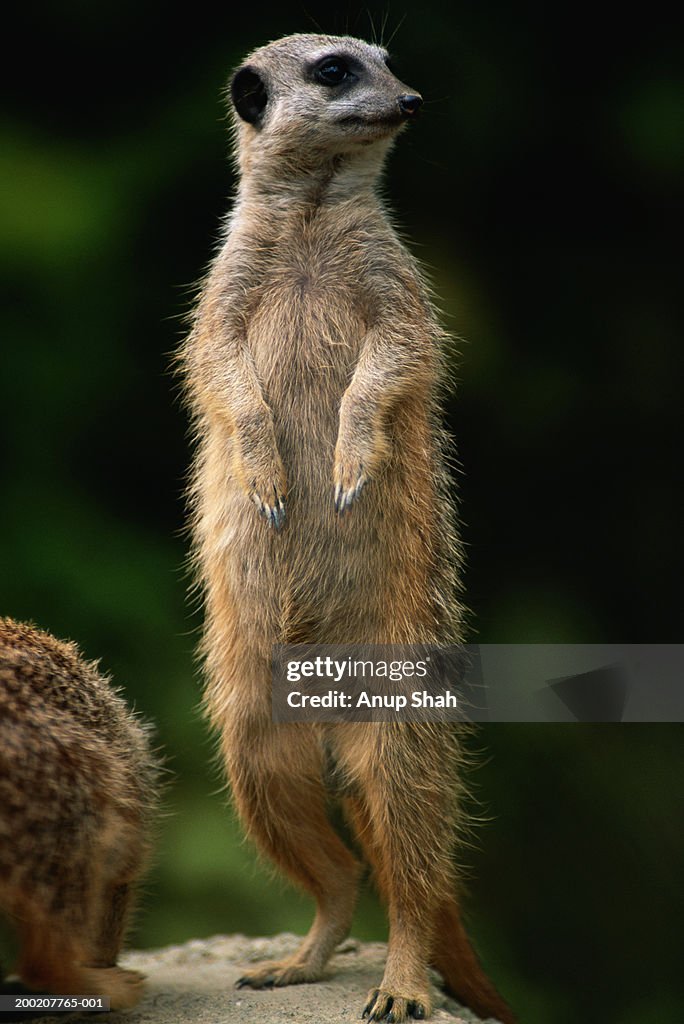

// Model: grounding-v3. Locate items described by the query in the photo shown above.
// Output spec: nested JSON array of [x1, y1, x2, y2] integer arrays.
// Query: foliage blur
[[0, 4, 681, 1023]]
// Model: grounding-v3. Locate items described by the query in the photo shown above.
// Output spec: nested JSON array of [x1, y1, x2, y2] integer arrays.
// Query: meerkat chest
[[244, 220, 372, 385]]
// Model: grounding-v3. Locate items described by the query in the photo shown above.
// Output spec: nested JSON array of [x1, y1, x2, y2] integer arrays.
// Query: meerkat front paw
[[333, 425, 390, 514], [236, 452, 287, 529], [249, 479, 287, 529], [334, 457, 367, 514]]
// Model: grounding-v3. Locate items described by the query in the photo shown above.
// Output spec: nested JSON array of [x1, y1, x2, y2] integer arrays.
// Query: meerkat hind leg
[[338, 725, 461, 1022], [231, 723, 361, 989], [343, 794, 430, 1022]]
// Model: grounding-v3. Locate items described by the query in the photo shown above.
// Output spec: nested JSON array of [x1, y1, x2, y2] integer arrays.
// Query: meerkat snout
[[398, 93, 423, 116]]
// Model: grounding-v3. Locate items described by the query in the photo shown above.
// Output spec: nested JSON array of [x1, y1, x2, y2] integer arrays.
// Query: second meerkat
[[182, 33, 514, 1024]]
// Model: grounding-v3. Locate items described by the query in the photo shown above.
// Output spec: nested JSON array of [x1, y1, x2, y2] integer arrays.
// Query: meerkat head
[[229, 34, 422, 179]]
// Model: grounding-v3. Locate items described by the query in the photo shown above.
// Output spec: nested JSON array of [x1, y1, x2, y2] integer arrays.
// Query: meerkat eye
[[314, 57, 354, 86]]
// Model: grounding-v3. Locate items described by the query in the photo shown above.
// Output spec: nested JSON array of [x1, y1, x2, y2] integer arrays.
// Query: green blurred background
[[1, 3, 682, 1023]]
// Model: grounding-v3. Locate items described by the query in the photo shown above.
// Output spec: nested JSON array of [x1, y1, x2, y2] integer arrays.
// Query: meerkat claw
[[272, 500, 286, 529], [335, 470, 366, 515], [251, 491, 286, 529], [362, 990, 379, 1017]]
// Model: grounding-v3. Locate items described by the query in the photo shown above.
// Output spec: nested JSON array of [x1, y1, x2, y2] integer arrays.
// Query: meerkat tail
[[431, 897, 516, 1024]]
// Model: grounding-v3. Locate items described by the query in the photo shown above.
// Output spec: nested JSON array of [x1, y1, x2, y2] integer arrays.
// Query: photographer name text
[[286, 689, 457, 709]]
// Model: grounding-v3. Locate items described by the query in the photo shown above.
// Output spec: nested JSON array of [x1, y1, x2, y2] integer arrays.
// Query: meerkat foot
[[17, 961, 145, 1012], [84, 966, 146, 1010], [235, 957, 324, 989], [362, 988, 431, 1022]]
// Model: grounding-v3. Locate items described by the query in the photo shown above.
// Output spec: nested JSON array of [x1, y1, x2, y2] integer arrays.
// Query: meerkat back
[[0, 617, 158, 1009]]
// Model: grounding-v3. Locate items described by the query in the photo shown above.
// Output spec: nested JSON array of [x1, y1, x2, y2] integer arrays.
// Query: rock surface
[[5, 935, 504, 1023], [120, 934, 502, 1023]]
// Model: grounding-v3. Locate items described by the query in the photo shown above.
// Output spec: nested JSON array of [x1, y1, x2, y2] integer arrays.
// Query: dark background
[[1, 4, 682, 1023]]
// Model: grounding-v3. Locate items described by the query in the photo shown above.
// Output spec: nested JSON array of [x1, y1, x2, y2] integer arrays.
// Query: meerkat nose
[[398, 93, 423, 116]]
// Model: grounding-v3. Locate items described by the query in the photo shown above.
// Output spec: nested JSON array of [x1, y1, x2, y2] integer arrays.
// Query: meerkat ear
[[231, 66, 268, 125]]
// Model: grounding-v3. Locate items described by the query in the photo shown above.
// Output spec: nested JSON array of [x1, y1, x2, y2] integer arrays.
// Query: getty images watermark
[[272, 644, 684, 723]]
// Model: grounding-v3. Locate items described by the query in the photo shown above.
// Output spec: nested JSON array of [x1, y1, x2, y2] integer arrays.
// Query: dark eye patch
[[312, 54, 358, 87]]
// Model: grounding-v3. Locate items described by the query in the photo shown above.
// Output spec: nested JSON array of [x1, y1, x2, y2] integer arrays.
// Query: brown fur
[[0, 618, 159, 1009], [180, 33, 514, 1023]]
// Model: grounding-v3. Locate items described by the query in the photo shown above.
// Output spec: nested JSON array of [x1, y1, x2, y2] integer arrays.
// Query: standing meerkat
[[181, 33, 514, 1024], [0, 618, 158, 1009]]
